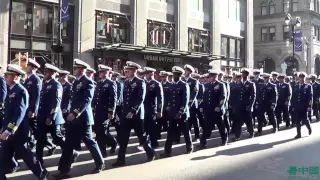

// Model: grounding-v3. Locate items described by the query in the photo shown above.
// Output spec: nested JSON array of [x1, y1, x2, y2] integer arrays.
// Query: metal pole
[[58, 0, 62, 67], [292, 24, 295, 74]]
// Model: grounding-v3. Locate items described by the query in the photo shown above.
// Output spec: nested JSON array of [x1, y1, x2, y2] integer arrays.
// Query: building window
[[269, 27, 276, 41], [189, 0, 203, 12], [147, 21, 174, 48], [239, 0, 245, 22], [221, 35, 245, 68], [269, 1, 275, 14], [188, 28, 210, 53], [283, 25, 290, 40], [292, 0, 298, 12], [33, 4, 53, 37], [11, 1, 33, 35], [95, 11, 130, 47], [229, 39, 236, 58], [283, 0, 290, 13], [261, 2, 267, 15], [221, 37, 228, 57], [261, 28, 267, 41]]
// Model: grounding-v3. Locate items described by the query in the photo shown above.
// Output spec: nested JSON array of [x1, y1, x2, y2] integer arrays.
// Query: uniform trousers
[[223, 112, 230, 134], [294, 109, 312, 135], [257, 106, 277, 132], [275, 104, 290, 127], [58, 121, 104, 173], [200, 111, 227, 146], [144, 113, 159, 148], [233, 109, 254, 138], [117, 116, 154, 162], [196, 107, 204, 128], [94, 119, 117, 154], [0, 138, 45, 179], [312, 102, 320, 121], [164, 114, 193, 154], [188, 106, 200, 140], [36, 123, 65, 165], [289, 106, 296, 125], [27, 117, 37, 148], [157, 109, 168, 135]]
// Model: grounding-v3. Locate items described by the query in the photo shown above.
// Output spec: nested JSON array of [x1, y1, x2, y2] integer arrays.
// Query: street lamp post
[[285, 13, 301, 74]]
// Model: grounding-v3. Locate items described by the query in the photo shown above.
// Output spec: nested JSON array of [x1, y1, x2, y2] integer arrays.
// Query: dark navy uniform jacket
[[311, 82, 320, 105], [182, 77, 199, 108], [167, 80, 190, 118], [257, 82, 277, 108], [291, 83, 313, 111], [122, 76, 146, 120], [38, 79, 64, 125], [23, 74, 41, 116], [253, 78, 264, 106], [271, 80, 279, 86], [221, 80, 229, 109], [162, 81, 172, 108], [0, 76, 7, 105], [236, 81, 256, 112], [202, 81, 226, 114], [277, 82, 292, 106], [197, 83, 205, 108], [70, 75, 95, 125], [229, 82, 241, 110], [116, 80, 123, 107], [144, 79, 163, 115], [92, 79, 117, 122], [2, 83, 29, 142], [61, 82, 72, 112]]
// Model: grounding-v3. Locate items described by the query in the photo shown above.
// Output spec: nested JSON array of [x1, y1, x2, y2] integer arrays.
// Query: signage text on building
[[143, 54, 182, 63]]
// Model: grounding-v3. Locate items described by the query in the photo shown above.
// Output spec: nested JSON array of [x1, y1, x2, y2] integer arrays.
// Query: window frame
[[283, 25, 290, 41], [283, 0, 290, 13], [292, 0, 298, 12], [220, 35, 245, 68], [261, 2, 267, 15], [188, 28, 210, 53], [269, 27, 276, 41], [261, 27, 268, 42], [269, 1, 275, 14], [147, 20, 175, 49]]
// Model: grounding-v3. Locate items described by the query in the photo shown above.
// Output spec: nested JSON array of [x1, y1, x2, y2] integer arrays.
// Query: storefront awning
[[93, 43, 226, 61]]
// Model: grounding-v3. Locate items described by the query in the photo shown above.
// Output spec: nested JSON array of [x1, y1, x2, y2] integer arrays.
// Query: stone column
[[245, 0, 254, 69], [130, 0, 148, 46], [73, 0, 96, 67], [209, 0, 221, 70], [0, 0, 10, 71], [174, 0, 188, 51]]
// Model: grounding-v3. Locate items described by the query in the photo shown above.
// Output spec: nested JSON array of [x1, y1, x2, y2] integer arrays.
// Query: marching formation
[[0, 58, 318, 180]]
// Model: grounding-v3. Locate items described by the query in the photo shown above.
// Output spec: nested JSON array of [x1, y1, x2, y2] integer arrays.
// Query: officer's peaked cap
[[87, 67, 96, 73], [37, 73, 44, 78], [299, 72, 307, 77], [241, 68, 250, 74], [44, 63, 60, 72], [59, 70, 70, 75], [318, 75, 320, 79], [74, 59, 90, 69], [208, 69, 219, 75], [5, 64, 25, 76], [262, 73, 271, 77], [249, 74, 255, 78], [218, 71, 225, 76], [137, 68, 145, 73], [27, 58, 40, 68], [192, 73, 200, 78], [172, 66, 185, 74], [159, 71, 168, 76], [68, 75, 76, 79], [309, 74, 317, 78], [253, 69, 261, 73], [167, 72, 173, 76], [126, 61, 141, 69], [278, 74, 286, 78], [235, 72, 242, 77], [293, 71, 299, 76], [144, 67, 156, 73], [271, 71, 279, 76], [184, 64, 195, 73], [111, 71, 120, 77], [201, 73, 209, 78], [98, 64, 112, 72]]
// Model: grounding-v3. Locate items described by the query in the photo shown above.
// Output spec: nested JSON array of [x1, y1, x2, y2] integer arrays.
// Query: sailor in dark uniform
[[289, 72, 299, 127], [58, 70, 72, 119], [218, 72, 230, 135], [158, 71, 171, 134], [193, 73, 205, 129], [0, 65, 7, 129], [137, 68, 146, 80], [271, 71, 279, 85], [199, 69, 228, 148], [68, 75, 76, 84], [291, 72, 312, 139], [161, 66, 193, 157], [86, 67, 96, 80], [54, 59, 105, 178], [0, 64, 49, 180], [112, 61, 155, 167], [36, 64, 66, 166], [252, 69, 264, 126], [275, 74, 292, 129], [309, 74, 320, 122], [111, 71, 123, 142], [168, 72, 173, 83]]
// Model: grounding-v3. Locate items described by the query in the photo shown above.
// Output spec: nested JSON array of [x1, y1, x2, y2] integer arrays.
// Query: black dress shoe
[[221, 138, 228, 146], [6, 165, 20, 174], [197, 144, 207, 150], [110, 144, 117, 155], [91, 164, 105, 174], [160, 153, 171, 158], [232, 137, 240, 142], [186, 148, 194, 154], [72, 151, 80, 163], [272, 128, 278, 133], [249, 133, 254, 138], [255, 132, 262, 136], [40, 169, 49, 180], [47, 146, 57, 156], [146, 155, 155, 162], [112, 160, 125, 167], [52, 172, 70, 179], [309, 128, 312, 135], [101, 151, 107, 158], [294, 134, 302, 139]]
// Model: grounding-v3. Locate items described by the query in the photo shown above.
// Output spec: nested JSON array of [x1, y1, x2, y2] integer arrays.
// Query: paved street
[[7, 122, 320, 180]]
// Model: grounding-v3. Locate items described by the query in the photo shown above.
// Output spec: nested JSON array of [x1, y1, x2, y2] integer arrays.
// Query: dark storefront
[[8, 0, 74, 72]]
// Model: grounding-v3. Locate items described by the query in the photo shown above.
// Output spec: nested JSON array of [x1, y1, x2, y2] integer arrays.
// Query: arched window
[[269, 1, 275, 14], [292, 0, 298, 12], [261, 2, 267, 15], [283, 0, 290, 13]]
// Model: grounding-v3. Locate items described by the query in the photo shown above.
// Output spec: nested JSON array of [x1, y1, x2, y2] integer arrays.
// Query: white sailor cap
[[98, 64, 112, 72], [44, 63, 60, 72], [299, 72, 307, 77], [235, 72, 242, 77], [253, 69, 261, 73], [137, 68, 145, 74], [87, 67, 96, 73], [27, 58, 40, 68], [271, 71, 279, 76], [262, 73, 271, 78], [309, 74, 317, 78], [59, 70, 70, 75], [184, 64, 195, 73], [5, 64, 25, 76], [278, 74, 286, 78], [201, 73, 209, 78], [208, 69, 219, 75], [144, 67, 156, 73], [172, 66, 185, 74], [167, 72, 173, 76], [111, 71, 121, 77], [241, 68, 250, 74], [126, 61, 141, 69], [159, 71, 168, 76], [74, 58, 90, 69], [293, 72, 299, 76]]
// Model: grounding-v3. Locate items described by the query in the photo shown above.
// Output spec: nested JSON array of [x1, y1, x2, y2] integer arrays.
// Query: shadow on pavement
[[190, 138, 298, 161]]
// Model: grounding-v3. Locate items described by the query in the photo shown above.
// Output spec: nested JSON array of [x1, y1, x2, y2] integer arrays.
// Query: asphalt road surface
[[8, 121, 320, 180]]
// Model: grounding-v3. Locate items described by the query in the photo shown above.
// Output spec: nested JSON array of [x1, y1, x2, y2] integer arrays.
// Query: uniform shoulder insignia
[[214, 85, 219, 90], [103, 83, 109, 88], [9, 93, 16, 98], [27, 81, 32, 85]]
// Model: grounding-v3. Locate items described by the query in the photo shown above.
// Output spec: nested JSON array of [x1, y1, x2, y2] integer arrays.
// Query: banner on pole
[[61, 0, 69, 23], [294, 30, 303, 52]]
